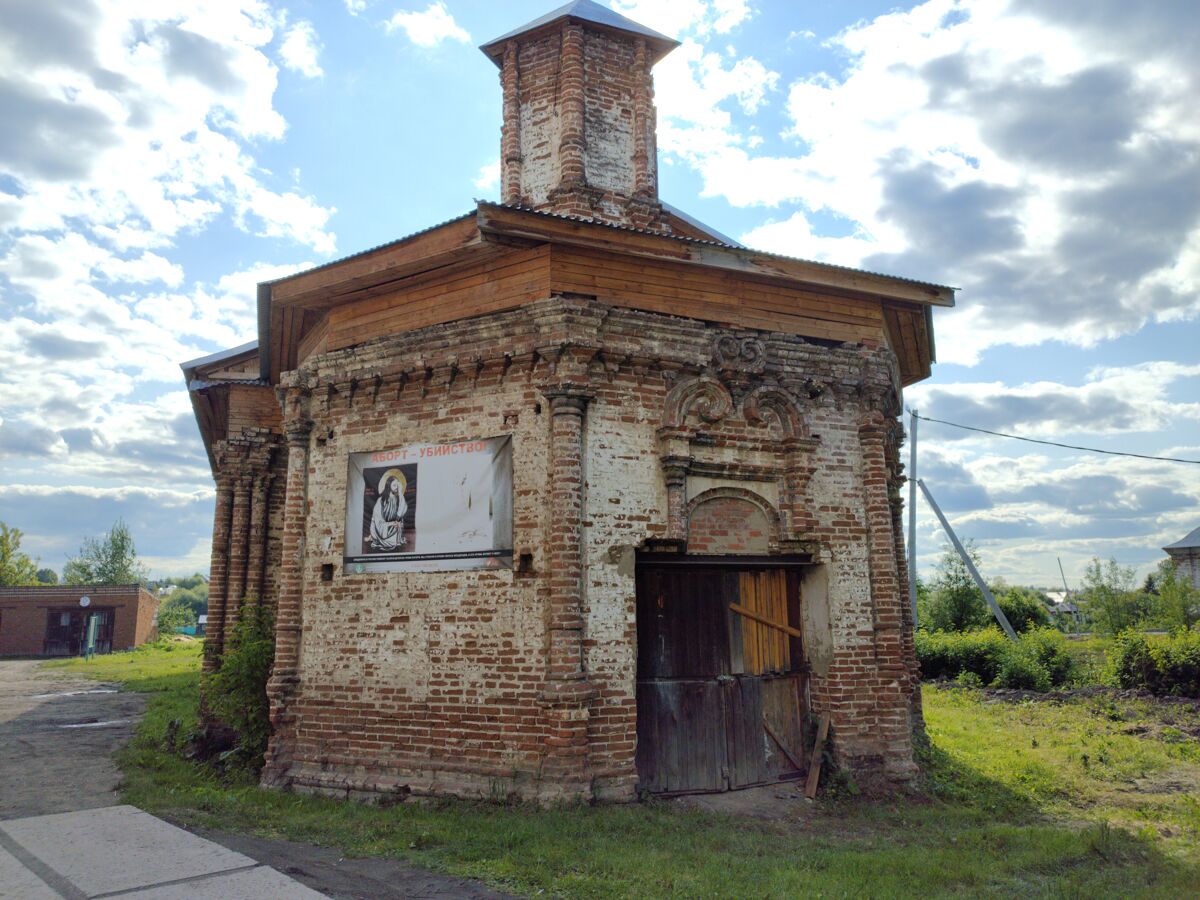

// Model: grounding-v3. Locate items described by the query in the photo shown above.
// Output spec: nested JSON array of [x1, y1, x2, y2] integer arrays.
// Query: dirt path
[[0, 658, 144, 820], [191, 826, 512, 899], [0, 659, 512, 898]]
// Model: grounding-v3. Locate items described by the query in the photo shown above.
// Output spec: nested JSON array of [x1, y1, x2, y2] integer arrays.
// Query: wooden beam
[[805, 712, 831, 799], [763, 717, 805, 772], [728, 603, 804, 640]]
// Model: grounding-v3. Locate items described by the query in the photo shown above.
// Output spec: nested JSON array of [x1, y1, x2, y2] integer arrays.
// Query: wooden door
[[635, 565, 807, 795]]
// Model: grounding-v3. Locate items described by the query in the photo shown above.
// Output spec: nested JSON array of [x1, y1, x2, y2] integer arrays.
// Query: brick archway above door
[[686, 489, 778, 555]]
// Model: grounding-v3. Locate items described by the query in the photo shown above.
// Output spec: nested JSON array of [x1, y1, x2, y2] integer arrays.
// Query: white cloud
[[344, 0, 368, 15], [473, 160, 500, 195], [907, 362, 1200, 438], [0, 1, 334, 573], [650, 0, 1200, 358], [279, 21, 324, 78], [384, 2, 471, 47], [610, 0, 752, 37]]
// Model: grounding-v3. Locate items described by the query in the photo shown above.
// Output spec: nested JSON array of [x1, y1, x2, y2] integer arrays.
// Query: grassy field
[[46, 642, 1200, 898]]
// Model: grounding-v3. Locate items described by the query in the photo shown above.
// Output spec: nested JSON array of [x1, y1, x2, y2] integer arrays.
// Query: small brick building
[[0, 585, 159, 657], [184, 1, 954, 803]]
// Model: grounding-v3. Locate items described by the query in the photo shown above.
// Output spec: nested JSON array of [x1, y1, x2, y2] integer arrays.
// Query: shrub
[[1111, 629, 1200, 697], [201, 597, 275, 770], [996, 587, 1051, 633], [993, 648, 1051, 691], [1020, 627, 1076, 686], [916, 628, 1011, 684], [916, 626, 1076, 691]]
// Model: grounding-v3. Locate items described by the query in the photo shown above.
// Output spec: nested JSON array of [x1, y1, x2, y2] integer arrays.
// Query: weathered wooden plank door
[[636, 564, 807, 795]]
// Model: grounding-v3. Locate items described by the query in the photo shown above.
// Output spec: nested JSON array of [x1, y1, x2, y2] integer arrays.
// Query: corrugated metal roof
[[480, 0, 678, 62], [479, 201, 957, 293], [179, 340, 257, 373], [660, 200, 744, 248], [1165, 526, 1200, 551], [186, 378, 269, 392]]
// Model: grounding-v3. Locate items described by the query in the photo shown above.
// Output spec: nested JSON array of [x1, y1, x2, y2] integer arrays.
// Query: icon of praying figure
[[369, 469, 408, 551]]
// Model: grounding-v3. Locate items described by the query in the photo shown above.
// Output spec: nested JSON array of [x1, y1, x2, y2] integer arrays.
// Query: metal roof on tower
[[1165, 526, 1200, 551], [479, 0, 679, 65]]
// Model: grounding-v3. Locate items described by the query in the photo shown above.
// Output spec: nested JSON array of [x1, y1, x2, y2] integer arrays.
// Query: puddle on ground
[[31, 689, 119, 699], [58, 719, 133, 729]]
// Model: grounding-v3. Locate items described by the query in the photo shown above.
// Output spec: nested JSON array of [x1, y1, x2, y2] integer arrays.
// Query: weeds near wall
[[201, 597, 275, 771]]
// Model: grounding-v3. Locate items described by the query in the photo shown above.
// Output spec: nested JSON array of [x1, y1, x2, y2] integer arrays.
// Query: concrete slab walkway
[[0, 805, 327, 899]]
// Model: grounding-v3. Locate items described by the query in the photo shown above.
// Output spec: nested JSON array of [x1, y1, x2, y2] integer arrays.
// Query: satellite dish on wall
[[79, 596, 91, 608]]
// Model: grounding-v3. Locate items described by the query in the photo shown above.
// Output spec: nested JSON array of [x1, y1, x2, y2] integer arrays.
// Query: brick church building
[[183, 0, 953, 803]]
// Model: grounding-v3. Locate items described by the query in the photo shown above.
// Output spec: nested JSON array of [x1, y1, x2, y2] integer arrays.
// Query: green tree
[[63, 519, 150, 585], [920, 541, 991, 632], [157, 599, 197, 633], [1148, 560, 1200, 631], [997, 586, 1052, 633], [163, 580, 208, 619], [0, 523, 40, 586], [35, 567, 59, 585], [1079, 558, 1148, 636]]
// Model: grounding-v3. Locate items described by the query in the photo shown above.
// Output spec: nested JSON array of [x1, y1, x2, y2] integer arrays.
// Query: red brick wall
[[256, 297, 919, 802], [0, 585, 158, 656], [687, 498, 771, 555]]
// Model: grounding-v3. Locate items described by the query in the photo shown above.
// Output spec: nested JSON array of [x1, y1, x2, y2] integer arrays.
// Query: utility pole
[[1057, 557, 1071, 594], [907, 408, 919, 627], [917, 478, 1019, 641]]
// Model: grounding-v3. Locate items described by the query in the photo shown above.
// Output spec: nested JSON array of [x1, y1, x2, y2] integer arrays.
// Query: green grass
[[43, 638, 203, 692], [43, 644, 1200, 898]]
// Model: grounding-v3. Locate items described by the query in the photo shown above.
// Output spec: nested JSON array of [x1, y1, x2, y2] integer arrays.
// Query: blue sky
[[0, 0, 1197, 587]]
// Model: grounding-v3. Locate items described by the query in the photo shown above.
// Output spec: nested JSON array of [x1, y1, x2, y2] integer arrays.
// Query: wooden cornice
[[269, 215, 485, 310], [475, 203, 956, 309]]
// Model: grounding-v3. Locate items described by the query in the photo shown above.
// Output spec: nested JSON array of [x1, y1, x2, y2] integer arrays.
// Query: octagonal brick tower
[[187, 1, 957, 806], [479, 0, 678, 230]]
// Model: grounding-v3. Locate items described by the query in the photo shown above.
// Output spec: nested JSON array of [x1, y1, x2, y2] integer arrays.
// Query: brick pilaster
[[262, 385, 312, 788], [500, 40, 522, 204], [557, 23, 586, 193], [225, 474, 252, 632], [856, 411, 917, 780], [203, 471, 234, 674], [662, 456, 689, 541], [245, 472, 272, 604], [539, 384, 596, 794], [632, 38, 653, 198]]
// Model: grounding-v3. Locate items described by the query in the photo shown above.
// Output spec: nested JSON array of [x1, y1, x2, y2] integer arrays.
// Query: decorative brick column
[[203, 470, 234, 674], [245, 472, 272, 604], [262, 383, 312, 787], [225, 474, 252, 632], [539, 384, 597, 796], [662, 456, 690, 541], [557, 24, 586, 193], [500, 40, 521, 204], [632, 38, 654, 197], [857, 409, 917, 781], [886, 420, 924, 731]]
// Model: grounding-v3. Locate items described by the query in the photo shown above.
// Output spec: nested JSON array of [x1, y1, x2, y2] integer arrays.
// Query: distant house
[[0, 585, 160, 657], [1164, 526, 1200, 589], [1045, 590, 1082, 624]]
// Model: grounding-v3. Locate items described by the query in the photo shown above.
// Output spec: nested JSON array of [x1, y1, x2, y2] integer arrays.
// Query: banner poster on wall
[[344, 436, 513, 573]]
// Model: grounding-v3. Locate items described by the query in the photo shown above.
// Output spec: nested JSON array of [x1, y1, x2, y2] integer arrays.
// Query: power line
[[906, 410, 1200, 465]]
